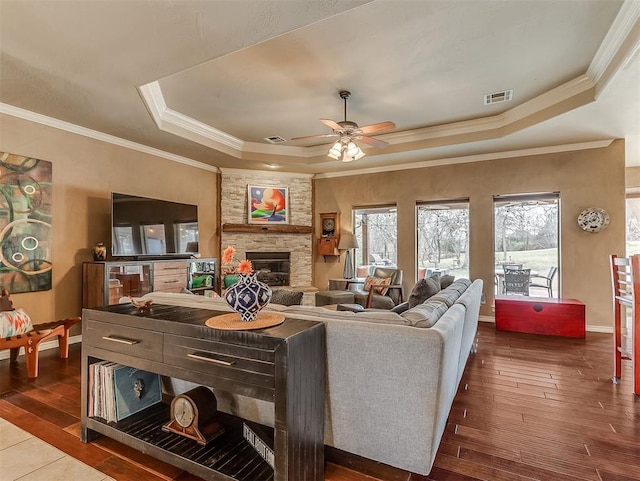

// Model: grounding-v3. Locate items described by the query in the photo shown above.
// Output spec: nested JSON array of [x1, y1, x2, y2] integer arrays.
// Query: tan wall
[[314, 140, 626, 329], [0, 113, 218, 324]]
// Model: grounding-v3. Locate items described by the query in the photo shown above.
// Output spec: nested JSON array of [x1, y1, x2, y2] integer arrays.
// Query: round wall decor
[[577, 207, 610, 233]]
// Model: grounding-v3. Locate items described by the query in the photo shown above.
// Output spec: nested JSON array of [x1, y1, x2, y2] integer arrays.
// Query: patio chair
[[530, 266, 558, 297], [503, 268, 531, 296]]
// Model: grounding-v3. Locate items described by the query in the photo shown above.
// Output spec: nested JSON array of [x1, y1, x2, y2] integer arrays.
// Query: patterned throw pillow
[[363, 275, 392, 296], [0, 308, 34, 337], [270, 289, 304, 306]]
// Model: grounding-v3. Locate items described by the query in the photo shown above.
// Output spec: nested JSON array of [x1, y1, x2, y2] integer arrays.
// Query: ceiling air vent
[[484, 89, 513, 105], [264, 136, 286, 144]]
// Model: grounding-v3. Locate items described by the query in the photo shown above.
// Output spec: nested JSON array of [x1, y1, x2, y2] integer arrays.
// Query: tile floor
[[0, 418, 114, 481]]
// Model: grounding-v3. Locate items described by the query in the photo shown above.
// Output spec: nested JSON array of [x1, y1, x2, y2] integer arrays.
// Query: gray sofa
[[141, 277, 483, 476]]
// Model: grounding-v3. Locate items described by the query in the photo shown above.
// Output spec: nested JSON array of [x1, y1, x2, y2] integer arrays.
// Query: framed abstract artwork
[[0, 152, 53, 292], [248, 185, 289, 224]]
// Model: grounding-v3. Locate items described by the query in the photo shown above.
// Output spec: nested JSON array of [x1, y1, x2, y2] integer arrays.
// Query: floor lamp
[[338, 233, 358, 279]]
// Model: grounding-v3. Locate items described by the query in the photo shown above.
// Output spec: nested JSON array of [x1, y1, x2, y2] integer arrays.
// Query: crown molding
[[313, 140, 615, 179], [220, 167, 314, 179], [141, 70, 599, 163], [0, 103, 219, 173], [587, 0, 640, 85]]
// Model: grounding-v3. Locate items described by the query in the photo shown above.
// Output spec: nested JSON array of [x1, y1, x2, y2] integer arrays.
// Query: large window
[[353, 205, 397, 276], [416, 200, 470, 281], [494, 193, 559, 297], [627, 195, 640, 255]]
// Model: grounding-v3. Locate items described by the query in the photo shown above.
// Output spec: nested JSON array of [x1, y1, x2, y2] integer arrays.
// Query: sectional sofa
[[141, 277, 483, 476]]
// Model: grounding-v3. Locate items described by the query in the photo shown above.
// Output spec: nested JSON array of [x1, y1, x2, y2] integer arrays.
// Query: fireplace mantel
[[222, 223, 313, 234]]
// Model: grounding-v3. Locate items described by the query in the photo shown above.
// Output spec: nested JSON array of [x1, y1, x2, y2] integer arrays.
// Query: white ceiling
[[1, 0, 638, 175]]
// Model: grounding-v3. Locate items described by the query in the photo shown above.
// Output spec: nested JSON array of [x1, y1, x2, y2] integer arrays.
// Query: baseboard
[[480, 315, 612, 334], [0, 335, 82, 361]]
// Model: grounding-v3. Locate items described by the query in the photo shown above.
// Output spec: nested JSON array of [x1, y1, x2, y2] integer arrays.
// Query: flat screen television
[[111, 193, 199, 258]]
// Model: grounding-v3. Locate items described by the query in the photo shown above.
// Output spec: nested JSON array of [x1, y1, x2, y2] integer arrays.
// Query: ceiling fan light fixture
[[327, 137, 365, 162], [328, 140, 342, 160]]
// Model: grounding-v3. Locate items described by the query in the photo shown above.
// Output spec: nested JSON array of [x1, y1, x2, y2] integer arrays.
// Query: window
[[353, 206, 397, 276], [626, 195, 640, 255], [416, 200, 470, 280], [494, 193, 559, 297]]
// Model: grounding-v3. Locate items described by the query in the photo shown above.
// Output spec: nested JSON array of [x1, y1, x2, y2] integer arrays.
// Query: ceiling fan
[[291, 91, 395, 162]]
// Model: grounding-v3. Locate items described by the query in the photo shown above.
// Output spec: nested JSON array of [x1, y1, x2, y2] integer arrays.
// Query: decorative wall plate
[[577, 208, 610, 233]]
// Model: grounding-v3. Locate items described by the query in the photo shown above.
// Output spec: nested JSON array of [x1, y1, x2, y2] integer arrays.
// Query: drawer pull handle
[[102, 335, 139, 345], [187, 353, 235, 366]]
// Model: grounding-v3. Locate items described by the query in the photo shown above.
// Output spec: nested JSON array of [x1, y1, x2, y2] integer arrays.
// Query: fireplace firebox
[[246, 252, 290, 286]]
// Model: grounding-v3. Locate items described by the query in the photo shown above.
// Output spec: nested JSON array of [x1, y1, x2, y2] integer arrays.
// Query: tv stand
[[81, 304, 325, 481]]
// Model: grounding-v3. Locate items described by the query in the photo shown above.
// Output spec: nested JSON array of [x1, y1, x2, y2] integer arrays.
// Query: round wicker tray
[[204, 312, 285, 330]]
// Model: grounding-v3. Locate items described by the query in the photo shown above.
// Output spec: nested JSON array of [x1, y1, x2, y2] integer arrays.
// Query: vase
[[224, 273, 272, 322], [223, 274, 239, 288], [93, 242, 107, 261]]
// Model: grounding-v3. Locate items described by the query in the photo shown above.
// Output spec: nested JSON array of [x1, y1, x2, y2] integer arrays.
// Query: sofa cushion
[[0, 308, 33, 337], [429, 288, 462, 307], [400, 299, 450, 328], [281, 305, 407, 325], [270, 289, 304, 306], [408, 275, 441, 308]]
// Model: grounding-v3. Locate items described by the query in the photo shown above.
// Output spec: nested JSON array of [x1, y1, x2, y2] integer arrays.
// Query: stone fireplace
[[246, 252, 290, 287], [219, 168, 314, 290]]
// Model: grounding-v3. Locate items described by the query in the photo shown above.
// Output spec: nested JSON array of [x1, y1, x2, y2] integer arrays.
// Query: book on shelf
[[88, 363, 162, 422]]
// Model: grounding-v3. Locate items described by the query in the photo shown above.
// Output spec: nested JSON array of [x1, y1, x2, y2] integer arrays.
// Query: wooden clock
[[318, 212, 340, 257], [162, 386, 225, 445]]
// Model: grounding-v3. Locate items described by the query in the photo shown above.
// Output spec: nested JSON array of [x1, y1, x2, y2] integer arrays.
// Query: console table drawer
[[85, 320, 163, 362], [164, 334, 275, 389]]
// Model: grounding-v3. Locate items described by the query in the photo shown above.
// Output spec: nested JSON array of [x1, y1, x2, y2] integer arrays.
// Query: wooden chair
[[1, 289, 81, 378], [610, 255, 640, 395]]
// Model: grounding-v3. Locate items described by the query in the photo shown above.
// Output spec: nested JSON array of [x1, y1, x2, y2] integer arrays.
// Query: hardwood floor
[[0, 322, 638, 481]]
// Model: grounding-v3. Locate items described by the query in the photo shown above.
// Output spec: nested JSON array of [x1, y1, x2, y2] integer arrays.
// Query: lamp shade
[[338, 233, 358, 250]]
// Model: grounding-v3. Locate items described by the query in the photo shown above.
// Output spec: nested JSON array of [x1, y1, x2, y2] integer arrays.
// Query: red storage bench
[[495, 297, 585, 338]]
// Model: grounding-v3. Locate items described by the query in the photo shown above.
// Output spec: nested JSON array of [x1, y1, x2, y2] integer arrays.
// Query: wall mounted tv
[[111, 193, 199, 258]]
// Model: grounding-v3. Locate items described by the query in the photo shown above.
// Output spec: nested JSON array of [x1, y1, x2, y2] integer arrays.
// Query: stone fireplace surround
[[219, 169, 314, 297]]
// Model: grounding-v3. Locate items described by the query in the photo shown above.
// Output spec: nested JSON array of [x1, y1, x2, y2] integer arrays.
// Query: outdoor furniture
[[369, 253, 393, 266], [530, 266, 558, 297], [503, 268, 531, 296]]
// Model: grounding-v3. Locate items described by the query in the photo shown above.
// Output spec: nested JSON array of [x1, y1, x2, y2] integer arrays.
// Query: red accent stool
[[495, 297, 585, 338]]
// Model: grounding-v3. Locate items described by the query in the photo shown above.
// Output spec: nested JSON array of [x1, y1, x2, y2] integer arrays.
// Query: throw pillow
[[270, 289, 304, 306], [363, 275, 392, 296], [440, 274, 455, 289], [408, 275, 441, 308], [0, 308, 34, 337]]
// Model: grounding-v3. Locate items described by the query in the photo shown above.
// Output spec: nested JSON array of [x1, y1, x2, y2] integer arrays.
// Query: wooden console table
[[495, 296, 585, 338], [81, 304, 325, 481]]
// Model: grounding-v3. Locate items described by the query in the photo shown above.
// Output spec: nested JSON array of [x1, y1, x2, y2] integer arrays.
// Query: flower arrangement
[[221, 246, 254, 275]]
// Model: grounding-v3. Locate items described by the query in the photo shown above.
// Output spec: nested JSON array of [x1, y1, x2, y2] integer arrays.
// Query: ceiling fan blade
[[290, 133, 338, 141], [357, 135, 389, 148], [320, 118, 344, 131], [358, 121, 396, 135]]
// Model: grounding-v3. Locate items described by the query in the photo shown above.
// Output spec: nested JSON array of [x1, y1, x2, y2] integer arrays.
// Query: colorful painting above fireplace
[[0, 152, 52, 292], [248, 185, 288, 224]]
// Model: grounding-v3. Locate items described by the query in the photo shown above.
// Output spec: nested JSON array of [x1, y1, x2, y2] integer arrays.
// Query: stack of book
[[89, 362, 162, 423]]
